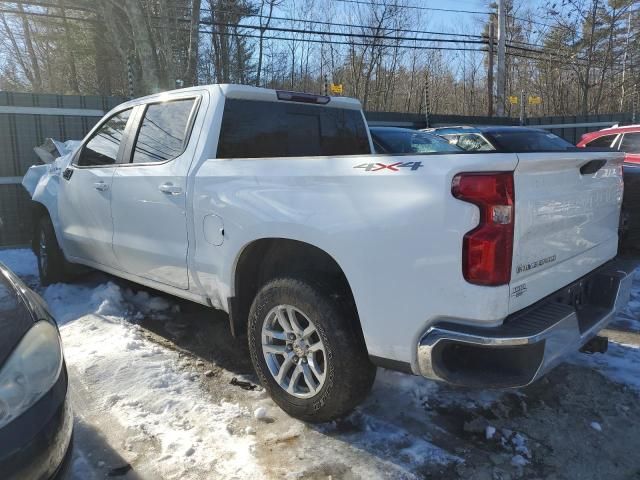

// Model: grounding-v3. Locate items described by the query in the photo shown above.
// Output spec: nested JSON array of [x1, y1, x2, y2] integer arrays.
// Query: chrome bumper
[[417, 259, 635, 388]]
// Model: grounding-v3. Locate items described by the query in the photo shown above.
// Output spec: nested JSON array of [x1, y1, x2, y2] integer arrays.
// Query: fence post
[[423, 72, 430, 129]]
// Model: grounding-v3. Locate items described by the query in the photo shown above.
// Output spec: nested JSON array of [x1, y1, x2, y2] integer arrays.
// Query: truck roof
[[113, 84, 362, 113]]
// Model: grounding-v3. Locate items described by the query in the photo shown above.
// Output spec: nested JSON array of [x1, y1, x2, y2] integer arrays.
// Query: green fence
[[0, 90, 635, 247], [0, 92, 126, 247]]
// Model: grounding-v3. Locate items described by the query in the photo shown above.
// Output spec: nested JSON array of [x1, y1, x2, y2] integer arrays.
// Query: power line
[[0, 7, 95, 22], [3, 1, 489, 41], [192, 27, 489, 52], [6, 0, 488, 39], [2, 0, 93, 13], [193, 18, 489, 45], [332, 0, 493, 16], [0, 4, 492, 52]]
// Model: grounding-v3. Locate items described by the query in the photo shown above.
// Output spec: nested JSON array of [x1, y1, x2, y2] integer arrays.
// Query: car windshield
[[371, 128, 462, 154], [486, 130, 575, 152], [443, 133, 495, 152]]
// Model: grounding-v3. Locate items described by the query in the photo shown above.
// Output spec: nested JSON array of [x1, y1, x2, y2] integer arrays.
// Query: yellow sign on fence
[[508, 95, 519, 105], [330, 83, 343, 94], [528, 95, 542, 105]]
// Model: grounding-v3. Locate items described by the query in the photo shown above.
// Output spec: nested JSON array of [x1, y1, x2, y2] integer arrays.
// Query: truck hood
[[22, 138, 80, 197]]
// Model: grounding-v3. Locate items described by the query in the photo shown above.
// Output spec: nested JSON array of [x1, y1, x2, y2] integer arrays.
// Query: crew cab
[[23, 85, 633, 422]]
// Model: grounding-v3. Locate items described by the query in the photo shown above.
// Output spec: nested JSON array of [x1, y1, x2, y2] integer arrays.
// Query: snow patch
[[253, 406, 268, 420], [0, 248, 38, 278], [570, 342, 640, 393]]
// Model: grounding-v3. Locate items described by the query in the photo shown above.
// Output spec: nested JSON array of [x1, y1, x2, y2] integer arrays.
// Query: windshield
[[486, 130, 574, 152], [371, 129, 462, 154], [442, 133, 495, 152]]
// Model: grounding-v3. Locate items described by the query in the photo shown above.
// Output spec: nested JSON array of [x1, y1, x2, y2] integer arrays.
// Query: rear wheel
[[248, 278, 376, 422], [36, 216, 68, 286]]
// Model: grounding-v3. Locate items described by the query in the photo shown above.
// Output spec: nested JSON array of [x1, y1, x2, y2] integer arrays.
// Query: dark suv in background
[[426, 125, 576, 152]]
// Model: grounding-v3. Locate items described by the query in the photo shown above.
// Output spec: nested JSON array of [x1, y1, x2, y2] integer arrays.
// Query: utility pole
[[519, 90, 526, 126], [633, 82, 638, 124], [424, 71, 430, 129], [324, 74, 328, 96], [496, 0, 506, 117], [488, 20, 495, 117], [127, 55, 135, 98]]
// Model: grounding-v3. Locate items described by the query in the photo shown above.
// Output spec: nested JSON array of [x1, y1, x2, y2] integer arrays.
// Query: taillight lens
[[452, 172, 514, 286]]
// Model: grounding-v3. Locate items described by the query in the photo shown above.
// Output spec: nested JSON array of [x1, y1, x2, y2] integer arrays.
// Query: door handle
[[159, 183, 183, 195], [93, 181, 109, 191]]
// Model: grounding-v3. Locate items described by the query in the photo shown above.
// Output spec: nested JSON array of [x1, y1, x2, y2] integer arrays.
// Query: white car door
[[57, 108, 134, 268], [110, 95, 203, 290]]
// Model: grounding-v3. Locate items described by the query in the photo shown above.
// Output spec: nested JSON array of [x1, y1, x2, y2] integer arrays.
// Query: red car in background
[[577, 124, 640, 163], [578, 124, 640, 252]]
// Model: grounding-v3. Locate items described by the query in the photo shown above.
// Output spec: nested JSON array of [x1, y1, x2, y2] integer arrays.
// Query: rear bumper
[[417, 258, 635, 388]]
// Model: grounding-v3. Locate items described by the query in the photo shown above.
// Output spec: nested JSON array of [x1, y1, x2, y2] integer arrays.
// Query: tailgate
[[508, 151, 624, 313]]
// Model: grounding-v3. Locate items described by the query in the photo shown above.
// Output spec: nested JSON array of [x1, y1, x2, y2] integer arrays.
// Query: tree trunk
[[57, 0, 80, 93], [123, 0, 162, 93], [186, 0, 201, 86], [17, 4, 42, 92]]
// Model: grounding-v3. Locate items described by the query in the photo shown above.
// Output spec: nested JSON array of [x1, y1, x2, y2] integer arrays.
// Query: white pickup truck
[[23, 84, 634, 422]]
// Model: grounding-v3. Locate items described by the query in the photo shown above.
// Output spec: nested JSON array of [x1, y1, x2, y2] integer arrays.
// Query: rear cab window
[[216, 99, 370, 158]]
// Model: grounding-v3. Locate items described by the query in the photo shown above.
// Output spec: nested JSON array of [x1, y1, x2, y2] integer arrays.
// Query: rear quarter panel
[[191, 152, 519, 367]]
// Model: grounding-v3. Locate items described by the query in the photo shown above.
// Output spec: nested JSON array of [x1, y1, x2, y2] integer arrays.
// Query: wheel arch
[[228, 238, 364, 343], [29, 200, 53, 253]]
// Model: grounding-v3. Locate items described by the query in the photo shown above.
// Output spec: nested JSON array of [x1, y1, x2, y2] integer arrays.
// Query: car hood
[[0, 265, 36, 365]]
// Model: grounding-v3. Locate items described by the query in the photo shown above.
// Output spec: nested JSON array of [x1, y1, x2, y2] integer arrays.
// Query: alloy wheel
[[261, 304, 327, 399]]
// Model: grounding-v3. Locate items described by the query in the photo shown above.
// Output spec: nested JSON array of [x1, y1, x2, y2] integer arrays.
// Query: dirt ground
[[6, 251, 639, 480], [129, 297, 640, 480]]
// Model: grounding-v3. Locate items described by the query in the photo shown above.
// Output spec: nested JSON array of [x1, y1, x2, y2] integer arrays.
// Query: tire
[[36, 216, 68, 286], [248, 277, 376, 423]]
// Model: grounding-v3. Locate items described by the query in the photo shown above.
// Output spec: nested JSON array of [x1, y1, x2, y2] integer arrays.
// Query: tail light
[[452, 172, 514, 286]]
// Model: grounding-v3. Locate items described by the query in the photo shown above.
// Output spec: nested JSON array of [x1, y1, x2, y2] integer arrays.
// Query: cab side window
[[620, 133, 640, 153], [77, 109, 132, 166], [586, 134, 617, 148], [131, 99, 196, 164]]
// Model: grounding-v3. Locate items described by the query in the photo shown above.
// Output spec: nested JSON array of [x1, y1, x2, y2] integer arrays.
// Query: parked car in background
[[578, 125, 640, 253], [428, 125, 576, 152], [0, 263, 72, 479], [577, 124, 640, 164], [22, 85, 631, 422], [369, 127, 462, 154]]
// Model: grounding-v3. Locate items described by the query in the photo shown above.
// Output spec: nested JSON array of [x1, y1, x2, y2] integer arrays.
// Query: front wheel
[[248, 278, 376, 423], [36, 216, 68, 286]]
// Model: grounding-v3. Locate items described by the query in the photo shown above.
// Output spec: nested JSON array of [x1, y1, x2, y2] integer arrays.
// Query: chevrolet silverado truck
[[23, 85, 634, 422]]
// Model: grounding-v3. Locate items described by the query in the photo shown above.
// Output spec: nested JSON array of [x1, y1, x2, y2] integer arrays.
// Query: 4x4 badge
[[354, 161, 423, 172]]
